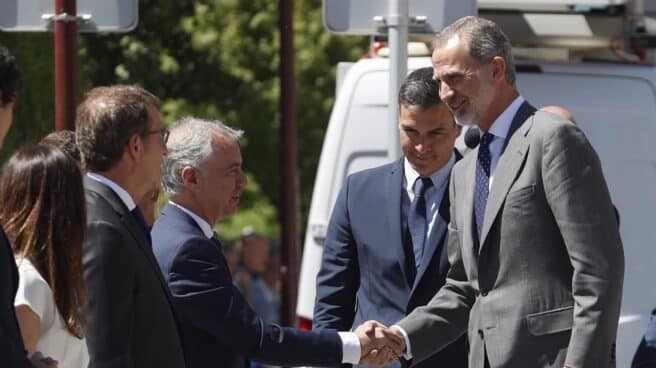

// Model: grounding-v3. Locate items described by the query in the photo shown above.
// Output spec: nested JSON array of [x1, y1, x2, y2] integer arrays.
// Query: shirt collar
[[486, 95, 525, 139], [404, 152, 456, 192], [168, 201, 214, 239], [86, 172, 136, 211]]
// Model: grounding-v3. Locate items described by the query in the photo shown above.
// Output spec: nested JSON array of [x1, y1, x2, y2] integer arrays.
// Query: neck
[[170, 193, 214, 226], [96, 167, 140, 203], [478, 86, 519, 132]]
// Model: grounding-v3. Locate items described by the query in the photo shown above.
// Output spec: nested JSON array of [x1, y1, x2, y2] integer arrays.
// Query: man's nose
[[414, 138, 425, 152], [440, 82, 454, 101]]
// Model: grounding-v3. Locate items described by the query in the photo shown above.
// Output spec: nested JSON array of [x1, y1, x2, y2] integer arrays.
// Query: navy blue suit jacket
[[0, 227, 31, 368], [633, 308, 656, 368], [152, 203, 343, 368], [314, 155, 467, 368]]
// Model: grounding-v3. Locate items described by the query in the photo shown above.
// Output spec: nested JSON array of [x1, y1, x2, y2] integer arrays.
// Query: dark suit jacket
[[152, 203, 343, 368], [0, 227, 32, 368], [397, 102, 624, 368], [632, 309, 656, 368], [313, 154, 467, 368], [82, 177, 186, 368]]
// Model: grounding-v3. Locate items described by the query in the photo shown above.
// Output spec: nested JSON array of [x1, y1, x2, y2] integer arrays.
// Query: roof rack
[[479, 0, 656, 64]]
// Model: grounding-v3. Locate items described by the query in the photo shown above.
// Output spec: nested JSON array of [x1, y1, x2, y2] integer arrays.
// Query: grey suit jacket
[[397, 102, 624, 368], [83, 177, 186, 368]]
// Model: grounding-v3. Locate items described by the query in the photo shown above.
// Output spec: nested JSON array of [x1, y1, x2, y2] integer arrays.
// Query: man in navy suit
[[151, 117, 400, 368], [313, 67, 468, 367]]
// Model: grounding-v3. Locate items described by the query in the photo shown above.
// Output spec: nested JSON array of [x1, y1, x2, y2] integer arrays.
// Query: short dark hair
[[0, 45, 21, 106], [0, 144, 87, 338], [41, 130, 81, 164], [398, 67, 441, 112], [75, 85, 160, 172]]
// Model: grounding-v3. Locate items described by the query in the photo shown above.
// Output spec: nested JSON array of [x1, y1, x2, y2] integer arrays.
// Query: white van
[[297, 3, 656, 367]]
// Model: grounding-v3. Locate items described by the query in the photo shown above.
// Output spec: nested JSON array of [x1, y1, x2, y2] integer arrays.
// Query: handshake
[[353, 321, 406, 366]]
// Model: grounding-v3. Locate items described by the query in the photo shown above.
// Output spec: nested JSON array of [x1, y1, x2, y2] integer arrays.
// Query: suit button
[[478, 330, 484, 339], [480, 289, 488, 297]]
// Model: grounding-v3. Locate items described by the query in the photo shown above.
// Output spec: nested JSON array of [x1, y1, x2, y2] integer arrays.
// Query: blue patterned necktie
[[408, 177, 433, 268], [474, 132, 494, 239]]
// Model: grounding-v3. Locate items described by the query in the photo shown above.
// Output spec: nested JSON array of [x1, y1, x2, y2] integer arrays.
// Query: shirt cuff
[[391, 325, 413, 360], [338, 332, 362, 364]]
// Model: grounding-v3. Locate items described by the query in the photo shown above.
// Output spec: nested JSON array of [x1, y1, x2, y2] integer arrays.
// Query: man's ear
[[180, 166, 198, 186], [125, 133, 142, 162], [490, 56, 506, 82]]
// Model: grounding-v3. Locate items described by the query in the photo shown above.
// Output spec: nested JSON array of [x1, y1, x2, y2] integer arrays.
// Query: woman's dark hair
[[0, 144, 87, 337]]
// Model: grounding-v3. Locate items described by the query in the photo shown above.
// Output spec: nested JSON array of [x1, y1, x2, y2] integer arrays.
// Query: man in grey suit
[[370, 16, 624, 368]]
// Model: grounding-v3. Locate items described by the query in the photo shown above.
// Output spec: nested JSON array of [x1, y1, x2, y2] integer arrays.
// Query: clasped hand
[[354, 320, 406, 367]]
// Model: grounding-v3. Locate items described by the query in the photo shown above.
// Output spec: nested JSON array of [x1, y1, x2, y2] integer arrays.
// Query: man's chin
[[454, 115, 475, 127]]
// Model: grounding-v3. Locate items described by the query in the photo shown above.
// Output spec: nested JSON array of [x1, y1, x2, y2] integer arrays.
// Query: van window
[[331, 70, 392, 207]]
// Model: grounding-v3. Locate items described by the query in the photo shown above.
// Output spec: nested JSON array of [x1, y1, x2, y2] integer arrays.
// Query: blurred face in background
[[242, 236, 270, 275]]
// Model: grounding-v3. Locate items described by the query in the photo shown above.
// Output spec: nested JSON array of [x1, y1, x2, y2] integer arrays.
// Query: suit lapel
[[84, 177, 174, 299], [479, 102, 535, 250], [411, 150, 462, 292], [387, 158, 411, 286]]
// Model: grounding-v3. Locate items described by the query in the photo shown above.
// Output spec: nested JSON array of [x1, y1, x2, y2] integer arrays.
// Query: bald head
[[540, 105, 577, 125]]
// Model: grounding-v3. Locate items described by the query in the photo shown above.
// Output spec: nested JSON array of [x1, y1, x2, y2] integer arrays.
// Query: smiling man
[[151, 117, 396, 368], [313, 67, 467, 368], [371, 16, 624, 368]]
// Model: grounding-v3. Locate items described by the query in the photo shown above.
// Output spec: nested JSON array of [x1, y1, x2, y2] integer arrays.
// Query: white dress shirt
[[167, 201, 363, 363], [86, 172, 136, 210], [392, 96, 526, 360], [169, 201, 214, 239], [485, 95, 525, 189], [404, 153, 456, 250]]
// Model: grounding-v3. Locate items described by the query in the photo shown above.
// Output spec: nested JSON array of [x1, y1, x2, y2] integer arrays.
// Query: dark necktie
[[211, 232, 223, 250], [131, 207, 151, 240], [474, 132, 494, 239], [408, 177, 433, 269]]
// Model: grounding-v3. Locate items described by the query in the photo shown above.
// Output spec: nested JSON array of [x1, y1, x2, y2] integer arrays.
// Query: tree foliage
[[0, 33, 54, 162], [1, 0, 368, 241]]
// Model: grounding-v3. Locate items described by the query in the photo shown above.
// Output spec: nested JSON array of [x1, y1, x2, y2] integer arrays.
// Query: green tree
[[2, 0, 368, 241], [0, 34, 55, 161]]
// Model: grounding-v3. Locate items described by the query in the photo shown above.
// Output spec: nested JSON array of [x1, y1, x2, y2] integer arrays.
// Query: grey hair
[[161, 116, 243, 196], [433, 16, 516, 86]]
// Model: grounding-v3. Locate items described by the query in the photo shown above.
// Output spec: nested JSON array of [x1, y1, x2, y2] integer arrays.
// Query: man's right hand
[[354, 321, 406, 366]]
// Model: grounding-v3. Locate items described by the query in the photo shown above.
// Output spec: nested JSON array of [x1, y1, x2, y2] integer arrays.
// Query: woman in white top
[[0, 145, 89, 368]]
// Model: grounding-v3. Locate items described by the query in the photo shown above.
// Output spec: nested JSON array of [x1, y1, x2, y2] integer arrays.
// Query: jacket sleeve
[[313, 175, 360, 332], [83, 221, 136, 368], [168, 237, 343, 367], [0, 230, 34, 368], [542, 120, 624, 368]]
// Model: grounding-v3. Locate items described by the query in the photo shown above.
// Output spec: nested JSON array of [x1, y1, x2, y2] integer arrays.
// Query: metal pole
[[54, 0, 78, 131], [387, 0, 408, 161], [279, 0, 300, 327]]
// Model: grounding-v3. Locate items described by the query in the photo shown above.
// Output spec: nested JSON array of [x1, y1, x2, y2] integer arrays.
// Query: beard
[[454, 112, 475, 127], [452, 83, 496, 128]]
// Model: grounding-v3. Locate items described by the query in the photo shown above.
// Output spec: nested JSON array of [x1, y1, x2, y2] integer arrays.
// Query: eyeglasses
[[146, 128, 169, 144]]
